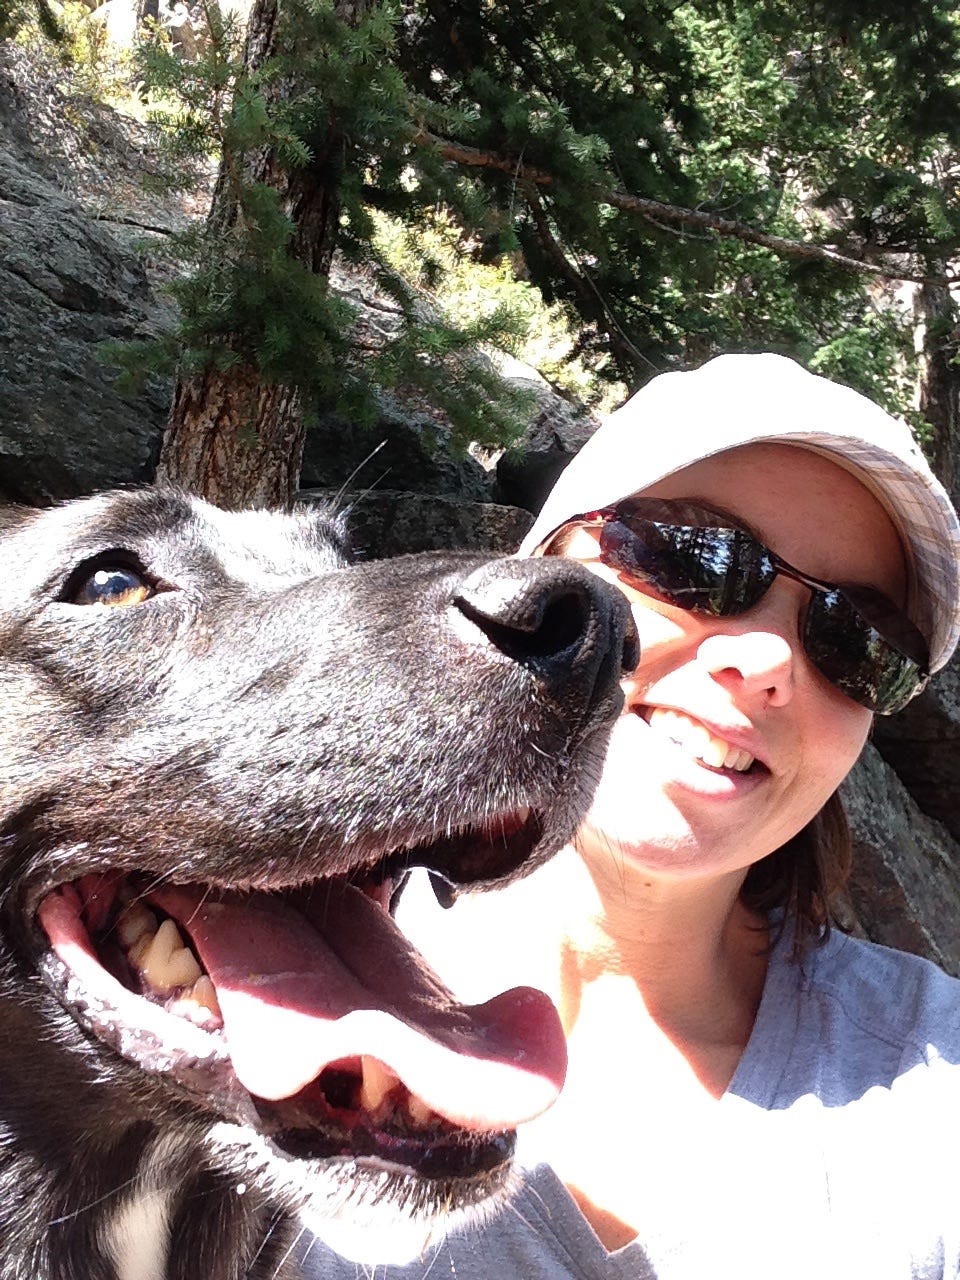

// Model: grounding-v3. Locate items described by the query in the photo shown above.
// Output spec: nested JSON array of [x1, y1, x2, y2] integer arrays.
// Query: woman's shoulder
[[738, 927, 960, 1110], [799, 929, 960, 1057]]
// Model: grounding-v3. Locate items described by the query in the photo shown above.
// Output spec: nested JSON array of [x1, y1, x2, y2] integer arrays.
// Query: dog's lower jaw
[[204, 1119, 521, 1268]]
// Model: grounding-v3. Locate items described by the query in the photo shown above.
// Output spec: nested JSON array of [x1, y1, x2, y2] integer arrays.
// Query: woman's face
[[556, 442, 908, 887]]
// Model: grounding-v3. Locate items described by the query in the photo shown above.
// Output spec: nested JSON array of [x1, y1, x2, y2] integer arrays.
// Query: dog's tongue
[[151, 882, 565, 1131]]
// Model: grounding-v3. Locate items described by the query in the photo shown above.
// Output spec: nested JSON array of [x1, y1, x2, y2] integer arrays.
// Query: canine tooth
[[360, 1056, 398, 1114], [170, 975, 222, 1027], [189, 975, 222, 1020], [405, 1093, 434, 1128], [117, 902, 158, 948], [699, 737, 730, 768], [139, 918, 202, 993]]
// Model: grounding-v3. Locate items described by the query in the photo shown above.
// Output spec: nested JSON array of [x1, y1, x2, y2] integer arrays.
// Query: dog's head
[[0, 488, 632, 1238]]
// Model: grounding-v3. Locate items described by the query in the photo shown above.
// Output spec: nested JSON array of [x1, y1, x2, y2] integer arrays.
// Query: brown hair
[[740, 791, 852, 951]]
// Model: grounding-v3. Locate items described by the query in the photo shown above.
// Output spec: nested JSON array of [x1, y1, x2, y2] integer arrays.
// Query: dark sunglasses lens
[[599, 519, 774, 616], [803, 589, 926, 714]]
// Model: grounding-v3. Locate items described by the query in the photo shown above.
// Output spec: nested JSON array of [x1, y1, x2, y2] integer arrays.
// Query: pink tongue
[[150, 882, 565, 1131]]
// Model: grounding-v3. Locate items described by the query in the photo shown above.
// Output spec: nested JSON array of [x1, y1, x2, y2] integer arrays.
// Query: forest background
[[4, 0, 960, 511]]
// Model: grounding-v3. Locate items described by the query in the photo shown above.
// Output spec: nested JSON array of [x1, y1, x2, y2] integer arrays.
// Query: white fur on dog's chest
[[100, 1135, 183, 1280], [103, 1188, 172, 1280]]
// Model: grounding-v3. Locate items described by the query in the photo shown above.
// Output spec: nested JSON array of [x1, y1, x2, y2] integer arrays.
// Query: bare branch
[[522, 182, 657, 376], [410, 128, 958, 287]]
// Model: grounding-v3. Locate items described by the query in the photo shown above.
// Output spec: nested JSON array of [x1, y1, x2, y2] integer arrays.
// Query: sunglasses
[[553, 498, 929, 715]]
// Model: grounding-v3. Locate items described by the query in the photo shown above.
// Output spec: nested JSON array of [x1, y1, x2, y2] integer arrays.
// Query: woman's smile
[[640, 706, 760, 775]]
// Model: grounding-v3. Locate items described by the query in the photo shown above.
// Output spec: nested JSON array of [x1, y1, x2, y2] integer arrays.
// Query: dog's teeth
[[170, 975, 223, 1028], [127, 930, 154, 967], [190, 975, 222, 1019], [405, 1092, 435, 1129], [139, 918, 203, 993], [116, 902, 158, 948], [359, 1055, 398, 1114]]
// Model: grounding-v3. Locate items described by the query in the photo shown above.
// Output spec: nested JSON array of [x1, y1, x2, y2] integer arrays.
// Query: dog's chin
[[32, 807, 567, 1216], [205, 1118, 521, 1264]]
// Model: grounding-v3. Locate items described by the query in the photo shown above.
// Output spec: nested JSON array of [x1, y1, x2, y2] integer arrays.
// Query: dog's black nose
[[452, 558, 637, 706]]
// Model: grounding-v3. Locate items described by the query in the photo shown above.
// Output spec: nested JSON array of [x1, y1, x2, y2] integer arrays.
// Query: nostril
[[455, 590, 591, 663], [534, 595, 591, 658], [451, 559, 632, 713]]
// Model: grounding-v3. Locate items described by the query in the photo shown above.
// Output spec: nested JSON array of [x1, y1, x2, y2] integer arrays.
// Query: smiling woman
[[305, 354, 960, 1280]]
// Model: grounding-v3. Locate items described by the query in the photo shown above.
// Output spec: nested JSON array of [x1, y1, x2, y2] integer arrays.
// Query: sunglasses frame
[[553, 498, 930, 715]]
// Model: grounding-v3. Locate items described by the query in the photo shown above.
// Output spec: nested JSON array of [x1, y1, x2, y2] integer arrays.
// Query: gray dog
[[0, 487, 632, 1280]]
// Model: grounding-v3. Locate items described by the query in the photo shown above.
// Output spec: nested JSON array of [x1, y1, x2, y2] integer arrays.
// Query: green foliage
[[126, 0, 542, 449], [3, 0, 140, 102], [0, 0, 62, 43], [808, 306, 921, 430], [372, 210, 623, 408], [116, 0, 960, 448]]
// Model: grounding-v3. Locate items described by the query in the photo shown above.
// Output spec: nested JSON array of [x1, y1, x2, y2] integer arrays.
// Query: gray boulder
[[494, 376, 600, 513], [0, 49, 172, 503], [303, 490, 532, 561], [300, 395, 492, 504], [840, 744, 960, 976], [871, 660, 960, 843]]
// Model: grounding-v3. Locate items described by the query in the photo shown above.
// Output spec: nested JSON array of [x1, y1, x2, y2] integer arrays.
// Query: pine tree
[[130, 0, 960, 507]]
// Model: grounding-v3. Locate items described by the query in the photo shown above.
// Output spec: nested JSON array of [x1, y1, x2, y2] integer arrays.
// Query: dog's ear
[[301, 501, 355, 569]]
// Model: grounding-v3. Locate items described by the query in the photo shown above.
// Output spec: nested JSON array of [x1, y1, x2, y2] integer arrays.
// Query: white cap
[[519, 353, 960, 673]]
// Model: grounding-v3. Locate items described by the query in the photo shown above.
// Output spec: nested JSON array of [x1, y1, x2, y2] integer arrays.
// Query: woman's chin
[[573, 779, 764, 888]]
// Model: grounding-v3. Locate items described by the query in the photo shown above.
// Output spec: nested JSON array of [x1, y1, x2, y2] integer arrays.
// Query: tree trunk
[[157, 0, 365, 510], [915, 277, 960, 509], [156, 366, 303, 509]]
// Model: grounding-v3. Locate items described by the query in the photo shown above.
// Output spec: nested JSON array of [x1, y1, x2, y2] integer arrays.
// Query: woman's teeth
[[646, 708, 755, 772]]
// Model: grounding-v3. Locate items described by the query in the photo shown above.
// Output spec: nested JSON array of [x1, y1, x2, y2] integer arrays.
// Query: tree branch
[[410, 128, 958, 286], [522, 181, 657, 377]]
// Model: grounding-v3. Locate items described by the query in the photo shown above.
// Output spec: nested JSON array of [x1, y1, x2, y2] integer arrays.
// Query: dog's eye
[[65, 559, 155, 609], [76, 567, 152, 608]]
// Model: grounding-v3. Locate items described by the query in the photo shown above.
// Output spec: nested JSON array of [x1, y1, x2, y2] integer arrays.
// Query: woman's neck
[[398, 847, 771, 1251], [552, 845, 768, 1058], [515, 847, 770, 1251]]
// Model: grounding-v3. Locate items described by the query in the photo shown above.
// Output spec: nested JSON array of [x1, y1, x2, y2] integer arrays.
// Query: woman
[[307, 354, 960, 1279]]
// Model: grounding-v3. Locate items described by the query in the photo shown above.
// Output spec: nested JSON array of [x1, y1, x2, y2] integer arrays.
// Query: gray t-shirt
[[298, 927, 960, 1279]]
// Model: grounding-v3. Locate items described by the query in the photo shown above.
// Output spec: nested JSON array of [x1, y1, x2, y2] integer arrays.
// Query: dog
[[0, 487, 633, 1280]]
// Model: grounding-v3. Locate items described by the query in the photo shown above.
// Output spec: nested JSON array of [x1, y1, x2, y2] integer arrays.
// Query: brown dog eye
[[72, 565, 153, 609]]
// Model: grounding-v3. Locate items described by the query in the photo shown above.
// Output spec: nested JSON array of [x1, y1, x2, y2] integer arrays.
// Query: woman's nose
[[696, 628, 796, 707]]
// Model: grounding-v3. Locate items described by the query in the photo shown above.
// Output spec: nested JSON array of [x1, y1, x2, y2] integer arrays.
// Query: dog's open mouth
[[34, 809, 566, 1186]]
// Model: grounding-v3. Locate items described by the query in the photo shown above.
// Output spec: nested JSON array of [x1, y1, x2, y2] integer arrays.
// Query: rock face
[[872, 666, 960, 843], [305, 489, 532, 560], [493, 376, 600, 513], [0, 50, 173, 503], [841, 746, 960, 976], [1, 48, 958, 972], [302, 404, 492, 503]]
